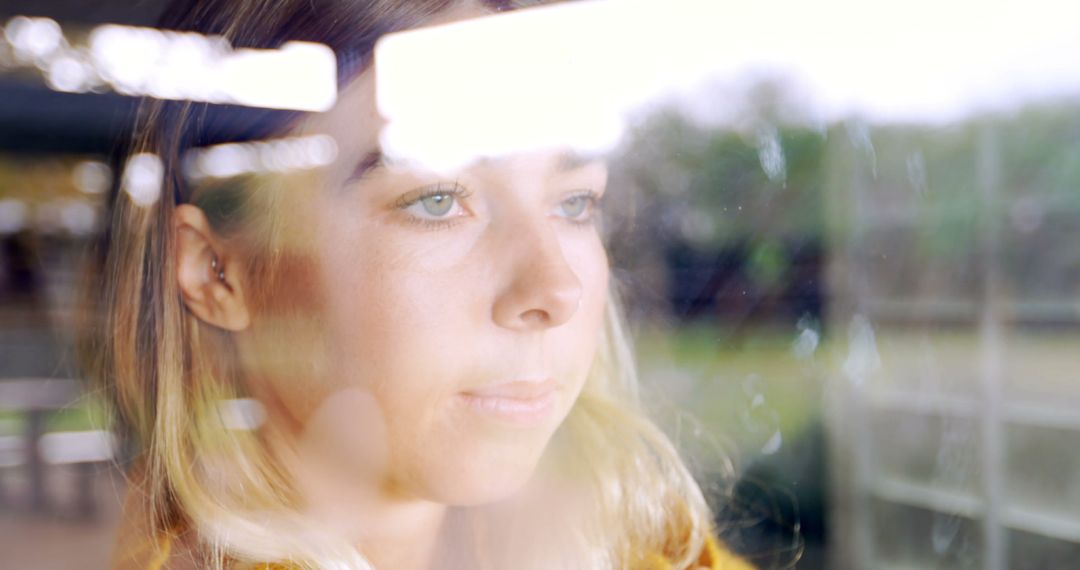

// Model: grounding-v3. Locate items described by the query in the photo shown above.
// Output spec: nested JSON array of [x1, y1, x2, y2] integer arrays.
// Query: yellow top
[[136, 532, 754, 570], [640, 532, 756, 570]]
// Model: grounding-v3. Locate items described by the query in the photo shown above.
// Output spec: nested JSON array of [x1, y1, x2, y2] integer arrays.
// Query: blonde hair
[[80, 1, 719, 567]]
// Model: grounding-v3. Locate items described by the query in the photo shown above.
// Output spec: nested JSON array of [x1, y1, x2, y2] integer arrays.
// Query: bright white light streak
[[46, 53, 92, 92], [3, 17, 337, 110], [122, 153, 164, 207], [73, 161, 112, 194], [4, 16, 63, 62], [39, 431, 116, 464], [0, 199, 28, 234], [89, 25, 169, 95], [376, 0, 1080, 169], [217, 398, 267, 431], [221, 42, 338, 112], [60, 200, 97, 235], [376, 0, 649, 170], [83, 24, 337, 111], [186, 135, 339, 181]]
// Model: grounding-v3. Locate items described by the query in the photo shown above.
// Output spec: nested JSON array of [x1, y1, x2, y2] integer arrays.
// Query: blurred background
[[2, 1, 1080, 569]]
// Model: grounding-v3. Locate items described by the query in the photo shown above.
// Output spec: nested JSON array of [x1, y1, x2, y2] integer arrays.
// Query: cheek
[[297, 387, 390, 484], [284, 222, 478, 486], [580, 238, 610, 315], [563, 239, 610, 381], [241, 247, 341, 424], [324, 242, 470, 349], [558, 231, 609, 317], [313, 222, 481, 414], [315, 224, 610, 400], [298, 213, 610, 501]]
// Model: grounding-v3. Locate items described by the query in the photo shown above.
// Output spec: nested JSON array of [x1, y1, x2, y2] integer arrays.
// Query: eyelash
[[561, 190, 601, 227], [395, 181, 473, 230], [392, 184, 601, 231]]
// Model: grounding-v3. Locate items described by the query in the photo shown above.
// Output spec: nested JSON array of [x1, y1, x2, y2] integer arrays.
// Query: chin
[[421, 440, 551, 506]]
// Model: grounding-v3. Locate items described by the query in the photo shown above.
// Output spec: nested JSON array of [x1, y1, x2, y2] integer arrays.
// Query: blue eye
[[557, 191, 598, 222], [398, 182, 470, 224], [417, 193, 455, 217], [560, 195, 590, 218]]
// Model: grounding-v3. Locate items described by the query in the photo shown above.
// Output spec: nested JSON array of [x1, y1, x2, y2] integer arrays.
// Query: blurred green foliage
[[612, 79, 1080, 309], [616, 109, 828, 249]]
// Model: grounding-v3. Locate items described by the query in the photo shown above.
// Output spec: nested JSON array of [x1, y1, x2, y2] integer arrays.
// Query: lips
[[462, 378, 557, 399], [458, 378, 558, 425]]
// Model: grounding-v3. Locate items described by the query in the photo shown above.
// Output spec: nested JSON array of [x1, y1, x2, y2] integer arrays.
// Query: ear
[[174, 204, 251, 331]]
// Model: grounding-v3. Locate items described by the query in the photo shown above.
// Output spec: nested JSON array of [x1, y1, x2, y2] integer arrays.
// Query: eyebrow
[[349, 149, 600, 180], [356, 150, 383, 171], [556, 151, 602, 172], [347, 150, 385, 181]]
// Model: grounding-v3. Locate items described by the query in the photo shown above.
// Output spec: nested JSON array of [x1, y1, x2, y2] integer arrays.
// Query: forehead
[[298, 69, 603, 180], [297, 70, 383, 161], [295, 0, 494, 151]]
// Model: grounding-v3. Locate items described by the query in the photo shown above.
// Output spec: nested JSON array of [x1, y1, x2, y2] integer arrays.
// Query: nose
[[491, 222, 583, 331]]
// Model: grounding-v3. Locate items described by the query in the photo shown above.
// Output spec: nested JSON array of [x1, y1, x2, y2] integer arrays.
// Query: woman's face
[[245, 64, 610, 506]]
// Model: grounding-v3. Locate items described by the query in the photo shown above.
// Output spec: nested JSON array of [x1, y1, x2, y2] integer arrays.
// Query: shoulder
[[112, 521, 204, 570], [110, 467, 204, 570], [640, 534, 756, 570], [112, 526, 201, 570], [698, 534, 756, 570], [110, 471, 163, 569]]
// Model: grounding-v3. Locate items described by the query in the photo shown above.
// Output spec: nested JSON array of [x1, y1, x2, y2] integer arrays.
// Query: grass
[[633, 321, 828, 470], [0, 397, 109, 437]]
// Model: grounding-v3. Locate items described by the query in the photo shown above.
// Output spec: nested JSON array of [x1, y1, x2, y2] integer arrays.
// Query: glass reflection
[[0, 0, 1078, 569]]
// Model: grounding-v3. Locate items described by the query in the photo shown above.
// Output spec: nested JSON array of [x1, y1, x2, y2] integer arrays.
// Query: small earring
[[211, 256, 225, 282]]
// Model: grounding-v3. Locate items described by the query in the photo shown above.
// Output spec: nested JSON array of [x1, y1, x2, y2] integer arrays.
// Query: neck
[[344, 498, 448, 570], [296, 442, 451, 570], [261, 392, 451, 570]]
